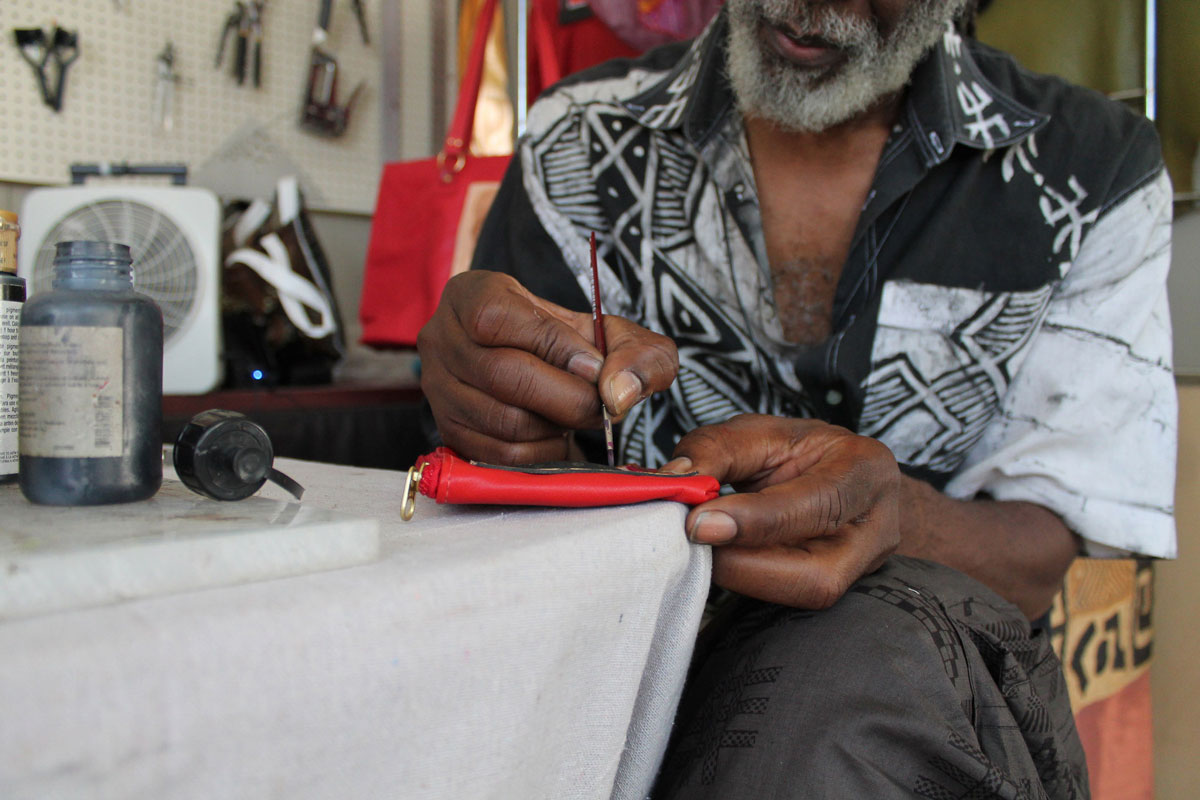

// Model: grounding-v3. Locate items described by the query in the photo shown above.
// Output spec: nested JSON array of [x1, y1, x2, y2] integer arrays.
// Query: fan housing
[[18, 186, 222, 395]]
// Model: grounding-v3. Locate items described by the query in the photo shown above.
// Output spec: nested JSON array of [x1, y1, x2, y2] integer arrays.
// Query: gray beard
[[726, 0, 969, 132]]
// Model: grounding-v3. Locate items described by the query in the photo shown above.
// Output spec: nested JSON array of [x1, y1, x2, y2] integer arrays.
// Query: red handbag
[[360, 0, 510, 348], [401, 448, 721, 520]]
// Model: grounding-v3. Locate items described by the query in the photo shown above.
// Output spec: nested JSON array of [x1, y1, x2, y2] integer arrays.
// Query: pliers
[[214, 0, 264, 87], [238, 1, 264, 86], [214, 2, 245, 70]]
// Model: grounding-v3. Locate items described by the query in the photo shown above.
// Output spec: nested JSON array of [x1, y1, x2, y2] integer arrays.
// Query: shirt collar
[[905, 23, 1048, 166], [621, 10, 736, 145], [622, 13, 1049, 162]]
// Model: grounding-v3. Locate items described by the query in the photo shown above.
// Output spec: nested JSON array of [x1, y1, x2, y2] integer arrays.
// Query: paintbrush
[[589, 232, 616, 467]]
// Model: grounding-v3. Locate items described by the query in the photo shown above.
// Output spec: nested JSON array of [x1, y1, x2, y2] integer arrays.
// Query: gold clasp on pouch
[[401, 461, 427, 521]]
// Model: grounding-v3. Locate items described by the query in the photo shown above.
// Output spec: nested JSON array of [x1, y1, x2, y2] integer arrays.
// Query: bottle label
[[1, 299, 20, 474], [19, 326, 125, 458], [0, 225, 16, 274]]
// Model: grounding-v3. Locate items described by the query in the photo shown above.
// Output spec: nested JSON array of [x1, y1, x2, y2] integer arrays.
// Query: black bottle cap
[[173, 409, 303, 501]]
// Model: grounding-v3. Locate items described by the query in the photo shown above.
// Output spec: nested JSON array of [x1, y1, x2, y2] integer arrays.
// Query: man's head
[[726, 0, 971, 133]]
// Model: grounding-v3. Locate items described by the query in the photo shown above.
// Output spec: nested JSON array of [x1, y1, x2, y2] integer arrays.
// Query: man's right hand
[[417, 271, 679, 465]]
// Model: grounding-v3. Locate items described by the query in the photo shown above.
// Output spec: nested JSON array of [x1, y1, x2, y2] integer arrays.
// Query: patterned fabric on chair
[[1050, 559, 1157, 800]]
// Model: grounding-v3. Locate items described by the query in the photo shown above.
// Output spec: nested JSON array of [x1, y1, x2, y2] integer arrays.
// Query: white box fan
[[18, 181, 222, 395]]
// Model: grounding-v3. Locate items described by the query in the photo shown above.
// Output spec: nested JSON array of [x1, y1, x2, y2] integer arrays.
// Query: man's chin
[[750, 106, 857, 135], [732, 59, 879, 132]]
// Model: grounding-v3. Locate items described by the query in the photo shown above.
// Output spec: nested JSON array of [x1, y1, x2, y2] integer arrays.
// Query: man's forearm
[[896, 477, 1081, 620]]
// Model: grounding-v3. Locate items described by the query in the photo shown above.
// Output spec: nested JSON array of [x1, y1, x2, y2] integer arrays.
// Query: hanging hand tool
[[314, 0, 333, 44], [234, 3, 251, 84], [350, 0, 370, 45], [311, 0, 369, 47], [214, 2, 245, 70], [153, 41, 181, 132], [13, 28, 53, 108], [13, 26, 79, 112], [248, 0, 265, 87], [214, 1, 262, 88], [47, 28, 79, 111], [300, 0, 362, 137], [300, 48, 362, 137]]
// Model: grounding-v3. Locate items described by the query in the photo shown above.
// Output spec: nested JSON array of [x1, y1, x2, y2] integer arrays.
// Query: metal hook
[[401, 461, 427, 521]]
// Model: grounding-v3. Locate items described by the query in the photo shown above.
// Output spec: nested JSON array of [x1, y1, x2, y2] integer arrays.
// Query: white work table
[[0, 458, 711, 799]]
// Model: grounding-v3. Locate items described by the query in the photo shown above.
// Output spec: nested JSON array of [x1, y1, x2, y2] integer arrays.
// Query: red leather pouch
[[401, 447, 719, 520]]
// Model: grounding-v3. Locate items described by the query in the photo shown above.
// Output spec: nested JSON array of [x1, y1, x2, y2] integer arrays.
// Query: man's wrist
[[895, 474, 941, 559]]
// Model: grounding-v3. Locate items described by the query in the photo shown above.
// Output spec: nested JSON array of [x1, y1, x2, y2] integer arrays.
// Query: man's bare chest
[[761, 203, 858, 347], [743, 116, 890, 348]]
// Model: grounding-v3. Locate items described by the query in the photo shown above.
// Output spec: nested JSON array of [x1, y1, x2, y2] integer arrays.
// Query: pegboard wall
[[0, 0, 381, 214]]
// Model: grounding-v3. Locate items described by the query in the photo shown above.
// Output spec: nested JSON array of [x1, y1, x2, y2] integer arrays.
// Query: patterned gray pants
[[653, 556, 1089, 800]]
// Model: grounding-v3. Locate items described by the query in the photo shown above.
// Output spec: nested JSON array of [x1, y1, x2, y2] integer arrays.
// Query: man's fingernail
[[660, 457, 693, 474], [688, 511, 737, 545], [609, 371, 643, 414], [567, 352, 603, 381]]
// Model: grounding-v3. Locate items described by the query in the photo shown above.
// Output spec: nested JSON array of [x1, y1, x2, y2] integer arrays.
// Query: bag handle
[[439, 0, 501, 181], [529, 2, 562, 95], [225, 234, 336, 339]]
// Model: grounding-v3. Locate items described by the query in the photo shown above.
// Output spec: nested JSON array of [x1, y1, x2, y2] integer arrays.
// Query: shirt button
[[825, 389, 843, 406]]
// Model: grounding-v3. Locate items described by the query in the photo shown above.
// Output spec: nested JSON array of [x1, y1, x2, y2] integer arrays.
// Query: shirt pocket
[[858, 279, 1054, 473]]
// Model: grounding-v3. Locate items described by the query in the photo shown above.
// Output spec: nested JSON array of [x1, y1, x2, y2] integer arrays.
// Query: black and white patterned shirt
[[471, 12, 1176, 558]]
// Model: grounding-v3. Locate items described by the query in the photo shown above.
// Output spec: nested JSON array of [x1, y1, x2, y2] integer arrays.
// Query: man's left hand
[[664, 414, 901, 609]]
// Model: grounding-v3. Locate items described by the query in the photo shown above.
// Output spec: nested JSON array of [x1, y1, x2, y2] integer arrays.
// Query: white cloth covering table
[[0, 457, 711, 799]]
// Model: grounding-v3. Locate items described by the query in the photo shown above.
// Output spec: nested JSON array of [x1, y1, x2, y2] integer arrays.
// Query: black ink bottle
[[19, 241, 163, 505], [0, 209, 22, 483]]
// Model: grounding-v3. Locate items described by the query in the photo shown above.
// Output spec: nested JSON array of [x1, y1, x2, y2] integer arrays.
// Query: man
[[418, 0, 1176, 796]]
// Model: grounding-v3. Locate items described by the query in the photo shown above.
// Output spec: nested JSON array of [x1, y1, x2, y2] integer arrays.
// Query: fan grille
[[32, 199, 200, 343]]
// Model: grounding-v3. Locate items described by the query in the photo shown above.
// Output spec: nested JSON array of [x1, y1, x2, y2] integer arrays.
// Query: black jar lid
[[173, 409, 305, 502]]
